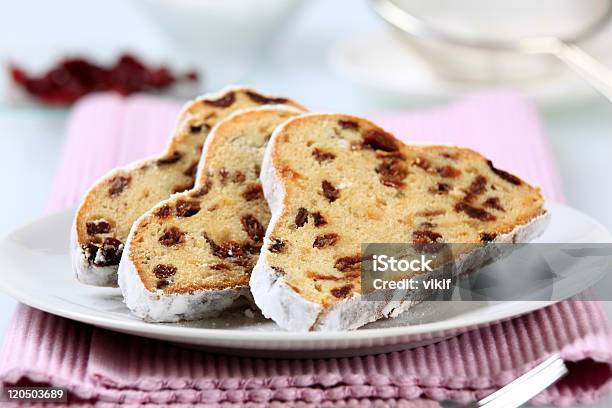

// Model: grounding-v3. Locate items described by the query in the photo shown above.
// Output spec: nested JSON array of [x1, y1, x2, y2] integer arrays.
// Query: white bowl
[[378, 0, 610, 83], [133, 0, 304, 87]]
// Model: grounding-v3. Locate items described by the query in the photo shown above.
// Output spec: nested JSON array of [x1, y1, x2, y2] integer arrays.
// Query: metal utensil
[[466, 354, 568, 408], [371, 0, 612, 102]]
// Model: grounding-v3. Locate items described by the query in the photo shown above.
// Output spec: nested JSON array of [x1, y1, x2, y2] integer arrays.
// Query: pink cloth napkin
[[1, 91, 610, 407]]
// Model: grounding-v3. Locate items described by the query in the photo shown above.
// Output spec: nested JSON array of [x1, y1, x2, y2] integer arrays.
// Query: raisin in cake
[[250, 114, 549, 331], [72, 86, 305, 287], [118, 106, 304, 322]]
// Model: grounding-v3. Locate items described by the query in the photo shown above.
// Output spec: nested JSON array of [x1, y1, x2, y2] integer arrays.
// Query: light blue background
[[1, 1, 611, 406]]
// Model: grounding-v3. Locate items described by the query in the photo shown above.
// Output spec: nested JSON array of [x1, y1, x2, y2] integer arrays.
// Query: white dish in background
[[371, 0, 610, 83], [0, 202, 609, 358], [132, 0, 304, 89], [330, 29, 612, 108]]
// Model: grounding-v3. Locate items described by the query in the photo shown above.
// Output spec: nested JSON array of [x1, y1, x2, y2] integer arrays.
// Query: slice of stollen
[[250, 113, 549, 331], [72, 86, 305, 287], [118, 106, 305, 322]]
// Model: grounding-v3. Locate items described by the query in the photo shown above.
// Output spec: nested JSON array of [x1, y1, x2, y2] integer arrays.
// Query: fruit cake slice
[[250, 114, 549, 331], [118, 106, 304, 322], [72, 86, 305, 287]]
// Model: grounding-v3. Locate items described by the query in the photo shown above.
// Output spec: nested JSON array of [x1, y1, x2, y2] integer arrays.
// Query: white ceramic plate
[[330, 29, 612, 109], [0, 203, 610, 357]]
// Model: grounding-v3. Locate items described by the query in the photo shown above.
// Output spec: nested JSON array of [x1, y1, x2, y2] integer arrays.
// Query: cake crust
[[251, 113, 549, 331], [72, 86, 305, 287]]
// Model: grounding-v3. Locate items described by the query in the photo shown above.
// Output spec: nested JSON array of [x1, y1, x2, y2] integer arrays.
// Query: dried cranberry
[[483, 197, 505, 211], [245, 90, 288, 105], [232, 171, 246, 183], [334, 255, 362, 272], [91, 237, 123, 266], [156, 279, 171, 290], [241, 214, 264, 242], [295, 207, 309, 228], [480, 232, 497, 242], [242, 184, 263, 201], [158, 226, 185, 247], [220, 241, 245, 258], [312, 211, 327, 227], [153, 264, 177, 279], [437, 165, 462, 178], [307, 272, 341, 281], [203, 232, 245, 258], [321, 180, 340, 202], [204, 92, 235, 108], [172, 182, 193, 194], [413, 230, 442, 245], [210, 263, 230, 270], [268, 238, 286, 253], [430, 183, 452, 194], [377, 158, 408, 188], [312, 148, 336, 163], [362, 129, 398, 152], [203, 233, 220, 255], [86, 219, 111, 235], [156, 151, 182, 165], [338, 119, 359, 131], [313, 233, 339, 248], [108, 175, 131, 196], [83, 242, 99, 263], [455, 201, 496, 221], [468, 175, 488, 195], [331, 284, 353, 299], [175, 199, 200, 217], [154, 205, 172, 218], [412, 230, 444, 253], [487, 160, 522, 185]]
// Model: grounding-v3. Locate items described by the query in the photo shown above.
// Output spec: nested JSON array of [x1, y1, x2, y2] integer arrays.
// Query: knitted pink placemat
[[1, 91, 609, 407]]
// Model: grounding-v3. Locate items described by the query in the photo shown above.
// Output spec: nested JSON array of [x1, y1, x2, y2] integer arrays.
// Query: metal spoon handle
[[466, 354, 567, 408], [552, 41, 612, 103]]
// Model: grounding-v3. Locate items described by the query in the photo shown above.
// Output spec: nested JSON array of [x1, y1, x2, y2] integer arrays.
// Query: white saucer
[[0, 203, 610, 357], [330, 30, 612, 108]]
